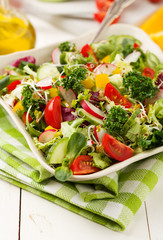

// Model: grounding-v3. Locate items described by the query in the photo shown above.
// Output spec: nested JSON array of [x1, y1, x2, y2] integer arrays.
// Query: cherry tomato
[[70, 155, 100, 175], [94, 11, 120, 23], [86, 63, 96, 71], [44, 96, 62, 129], [22, 112, 32, 124], [81, 44, 98, 63], [7, 80, 21, 92], [104, 83, 132, 108], [142, 67, 155, 79], [102, 133, 134, 161], [81, 44, 94, 57], [96, 0, 114, 11]]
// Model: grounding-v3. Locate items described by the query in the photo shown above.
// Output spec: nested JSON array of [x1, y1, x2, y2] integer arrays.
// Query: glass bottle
[[0, 0, 36, 55]]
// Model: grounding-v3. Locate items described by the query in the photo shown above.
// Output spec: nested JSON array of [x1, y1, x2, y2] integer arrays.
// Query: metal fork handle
[[89, 0, 136, 44]]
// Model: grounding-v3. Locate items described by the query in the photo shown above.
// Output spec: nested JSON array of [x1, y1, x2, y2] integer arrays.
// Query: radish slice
[[36, 76, 53, 90], [94, 63, 116, 76], [39, 129, 57, 143], [59, 86, 76, 107], [11, 56, 36, 68], [95, 126, 106, 143], [51, 48, 61, 64], [145, 89, 163, 105], [80, 100, 105, 120], [125, 51, 141, 63]]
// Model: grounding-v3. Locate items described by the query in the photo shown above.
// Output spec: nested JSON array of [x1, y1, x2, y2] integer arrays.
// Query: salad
[[0, 35, 163, 182]]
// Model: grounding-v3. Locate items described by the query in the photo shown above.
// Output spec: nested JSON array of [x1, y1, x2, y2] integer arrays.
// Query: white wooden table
[[1, 0, 163, 239]]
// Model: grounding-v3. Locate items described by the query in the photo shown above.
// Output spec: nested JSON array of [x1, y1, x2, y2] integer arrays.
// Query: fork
[[89, 0, 136, 44]]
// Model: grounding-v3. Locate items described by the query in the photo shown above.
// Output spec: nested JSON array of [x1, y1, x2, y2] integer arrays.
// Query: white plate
[[0, 23, 163, 181], [22, 0, 96, 15]]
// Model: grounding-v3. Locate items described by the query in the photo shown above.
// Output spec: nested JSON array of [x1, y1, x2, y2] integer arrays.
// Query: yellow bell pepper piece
[[112, 67, 121, 75], [50, 88, 58, 98], [101, 55, 110, 63], [82, 77, 94, 89], [95, 74, 109, 90], [13, 101, 24, 113], [45, 126, 56, 131]]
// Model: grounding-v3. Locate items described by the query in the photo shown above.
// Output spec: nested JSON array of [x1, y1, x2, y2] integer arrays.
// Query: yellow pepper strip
[[101, 55, 110, 63], [13, 101, 24, 113], [82, 77, 94, 89], [50, 88, 58, 98], [95, 73, 109, 90], [112, 67, 121, 75]]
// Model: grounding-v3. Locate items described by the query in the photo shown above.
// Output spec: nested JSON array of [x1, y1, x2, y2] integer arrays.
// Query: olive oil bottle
[[0, 0, 36, 55]]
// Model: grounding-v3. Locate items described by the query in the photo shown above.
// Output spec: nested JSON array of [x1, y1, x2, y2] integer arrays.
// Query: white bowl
[[0, 23, 163, 181]]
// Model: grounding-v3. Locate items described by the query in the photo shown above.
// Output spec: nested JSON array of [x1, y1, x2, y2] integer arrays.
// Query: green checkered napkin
[[0, 107, 163, 231]]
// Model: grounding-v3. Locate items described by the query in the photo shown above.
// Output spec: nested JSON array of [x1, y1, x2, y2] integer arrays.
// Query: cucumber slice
[[46, 138, 69, 164], [122, 108, 141, 135], [37, 63, 60, 81], [78, 108, 103, 125]]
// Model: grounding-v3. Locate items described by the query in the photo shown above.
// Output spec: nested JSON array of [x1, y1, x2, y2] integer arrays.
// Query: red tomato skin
[[86, 63, 96, 71], [81, 44, 94, 58], [7, 80, 21, 92], [104, 83, 132, 108], [96, 0, 113, 11], [142, 67, 155, 79], [70, 155, 100, 175], [81, 44, 98, 63], [133, 43, 140, 50], [22, 112, 32, 124], [102, 133, 134, 161], [44, 96, 62, 129], [94, 11, 120, 23]]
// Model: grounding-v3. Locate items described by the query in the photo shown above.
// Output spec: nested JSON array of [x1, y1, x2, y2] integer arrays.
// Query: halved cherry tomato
[[142, 67, 155, 79], [70, 155, 100, 175], [22, 112, 32, 124], [7, 80, 21, 92], [95, 0, 114, 11], [81, 44, 98, 63], [44, 96, 62, 129], [86, 63, 96, 72], [81, 44, 94, 57], [94, 11, 120, 23], [102, 133, 134, 161], [105, 83, 132, 108]]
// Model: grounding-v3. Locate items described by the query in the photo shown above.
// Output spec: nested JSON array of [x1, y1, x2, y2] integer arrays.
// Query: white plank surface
[[145, 176, 163, 240], [0, 180, 20, 240], [20, 189, 150, 240]]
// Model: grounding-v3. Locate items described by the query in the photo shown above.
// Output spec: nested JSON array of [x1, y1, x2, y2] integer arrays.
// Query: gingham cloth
[[0, 107, 163, 231]]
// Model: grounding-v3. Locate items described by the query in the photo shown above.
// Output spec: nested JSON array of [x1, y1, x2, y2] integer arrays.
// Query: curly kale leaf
[[58, 41, 76, 52], [138, 130, 163, 150], [60, 67, 87, 93], [123, 71, 158, 102], [104, 106, 128, 136], [21, 85, 45, 118]]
